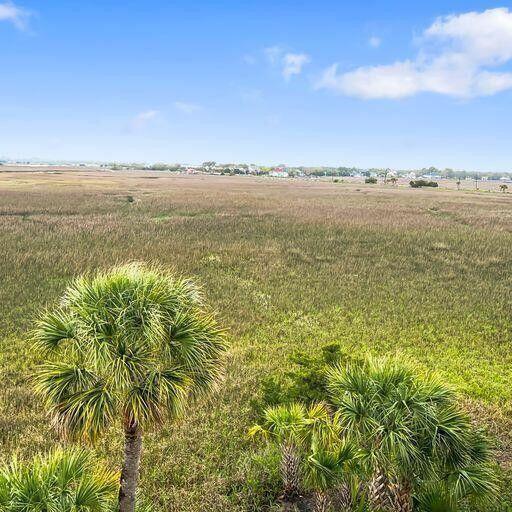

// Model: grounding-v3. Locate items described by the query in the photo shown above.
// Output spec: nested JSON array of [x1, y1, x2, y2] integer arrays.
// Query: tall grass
[[0, 171, 511, 510]]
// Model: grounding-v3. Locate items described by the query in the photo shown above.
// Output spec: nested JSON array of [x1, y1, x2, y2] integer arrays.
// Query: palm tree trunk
[[280, 441, 301, 502], [314, 491, 330, 512], [332, 482, 353, 510], [368, 469, 393, 511], [392, 479, 413, 512], [118, 420, 142, 512]]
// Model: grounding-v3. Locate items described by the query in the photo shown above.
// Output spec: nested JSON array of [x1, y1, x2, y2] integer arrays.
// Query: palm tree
[[32, 263, 227, 512], [249, 402, 334, 504], [0, 447, 118, 511], [249, 403, 308, 503], [302, 437, 357, 512], [327, 358, 497, 512]]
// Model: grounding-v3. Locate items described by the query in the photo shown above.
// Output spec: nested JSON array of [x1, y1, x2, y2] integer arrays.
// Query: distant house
[[269, 166, 289, 178]]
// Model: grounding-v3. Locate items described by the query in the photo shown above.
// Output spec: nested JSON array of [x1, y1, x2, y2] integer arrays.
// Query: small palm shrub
[[327, 358, 497, 512], [0, 448, 118, 512], [32, 263, 227, 512], [248, 403, 335, 504]]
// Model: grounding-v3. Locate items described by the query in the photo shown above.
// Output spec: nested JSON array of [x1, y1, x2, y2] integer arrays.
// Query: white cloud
[[130, 110, 159, 129], [264, 46, 310, 79], [368, 36, 381, 48], [316, 8, 512, 99], [0, 1, 30, 30], [174, 101, 201, 114], [282, 53, 311, 79]]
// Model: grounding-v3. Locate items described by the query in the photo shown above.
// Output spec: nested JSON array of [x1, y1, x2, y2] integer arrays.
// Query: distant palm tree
[[249, 402, 334, 503], [0, 448, 118, 512], [302, 437, 357, 512], [327, 358, 497, 512], [33, 263, 226, 512]]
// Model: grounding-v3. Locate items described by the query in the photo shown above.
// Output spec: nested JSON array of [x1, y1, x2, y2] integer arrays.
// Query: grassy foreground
[[0, 170, 511, 510]]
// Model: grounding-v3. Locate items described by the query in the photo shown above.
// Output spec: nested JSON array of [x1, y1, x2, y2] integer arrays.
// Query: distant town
[[1, 158, 511, 182]]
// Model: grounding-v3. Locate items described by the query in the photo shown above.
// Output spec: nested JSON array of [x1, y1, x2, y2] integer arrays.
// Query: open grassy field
[[0, 170, 511, 510]]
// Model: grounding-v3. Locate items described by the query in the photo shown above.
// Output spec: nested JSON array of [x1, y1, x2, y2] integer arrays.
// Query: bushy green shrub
[[365, 177, 377, 184], [252, 344, 363, 412], [410, 179, 439, 188]]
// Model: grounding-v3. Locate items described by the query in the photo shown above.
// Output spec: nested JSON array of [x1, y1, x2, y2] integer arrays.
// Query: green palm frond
[[32, 308, 76, 352], [445, 463, 498, 501], [54, 384, 116, 442], [125, 367, 190, 425], [33, 361, 99, 405], [167, 309, 227, 394], [416, 483, 459, 512], [248, 402, 307, 447], [303, 437, 357, 492], [264, 403, 307, 440], [0, 448, 118, 512]]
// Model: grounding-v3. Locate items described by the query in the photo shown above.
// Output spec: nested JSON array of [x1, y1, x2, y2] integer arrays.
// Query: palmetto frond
[[304, 437, 357, 493], [32, 308, 76, 352], [416, 483, 459, 512], [53, 383, 116, 441], [444, 462, 498, 501], [124, 367, 190, 425], [168, 309, 227, 396], [0, 448, 118, 512], [33, 263, 227, 439], [257, 403, 308, 443]]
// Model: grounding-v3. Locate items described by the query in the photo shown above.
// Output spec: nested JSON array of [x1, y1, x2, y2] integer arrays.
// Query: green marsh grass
[[0, 171, 511, 510]]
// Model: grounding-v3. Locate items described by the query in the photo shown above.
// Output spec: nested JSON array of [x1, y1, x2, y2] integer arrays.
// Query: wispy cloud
[[0, 1, 31, 30], [264, 45, 283, 65], [264, 46, 311, 79], [282, 53, 311, 79], [130, 110, 159, 130], [368, 36, 381, 48], [174, 101, 201, 114], [317, 8, 512, 99]]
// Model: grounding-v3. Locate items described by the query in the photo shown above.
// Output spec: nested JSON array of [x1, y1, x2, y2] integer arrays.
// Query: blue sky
[[1, 1, 512, 171]]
